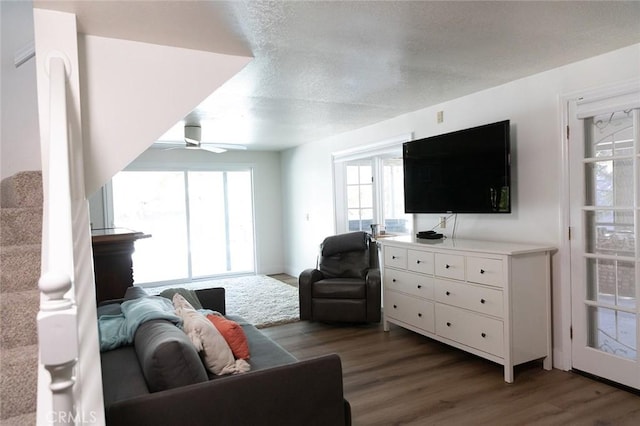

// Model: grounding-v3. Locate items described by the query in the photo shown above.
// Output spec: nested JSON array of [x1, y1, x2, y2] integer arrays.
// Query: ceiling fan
[[177, 124, 247, 154]]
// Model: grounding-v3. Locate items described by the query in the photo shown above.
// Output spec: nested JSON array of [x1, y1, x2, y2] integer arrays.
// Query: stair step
[[0, 245, 41, 294], [0, 207, 42, 246], [0, 345, 38, 420], [0, 171, 42, 208], [0, 290, 39, 350], [0, 412, 37, 425]]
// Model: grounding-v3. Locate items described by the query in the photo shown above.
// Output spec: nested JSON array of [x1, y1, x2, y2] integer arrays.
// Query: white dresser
[[379, 236, 554, 382]]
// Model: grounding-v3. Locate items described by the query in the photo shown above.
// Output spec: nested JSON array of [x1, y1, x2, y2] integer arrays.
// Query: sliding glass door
[[112, 169, 255, 284]]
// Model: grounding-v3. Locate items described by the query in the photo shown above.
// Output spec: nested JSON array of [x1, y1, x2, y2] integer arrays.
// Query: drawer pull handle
[[446, 322, 451, 327], [445, 264, 450, 269], [416, 260, 421, 264], [446, 291, 450, 296], [480, 269, 485, 274], [393, 304, 397, 309], [392, 255, 397, 259], [480, 299, 486, 304], [417, 285, 422, 289], [418, 313, 422, 317], [392, 279, 397, 282], [481, 333, 486, 338]]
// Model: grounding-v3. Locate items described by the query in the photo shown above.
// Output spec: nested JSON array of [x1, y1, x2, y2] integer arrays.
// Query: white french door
[[337, 156, 411, 235], [569, 92, 640, 389]]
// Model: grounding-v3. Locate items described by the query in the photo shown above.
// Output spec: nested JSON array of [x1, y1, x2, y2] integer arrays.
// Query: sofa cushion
[[226, 315, 297, 372], [207, 314, 250, 360], [134, 319, 209, 392], [159, 287, 203, 310]]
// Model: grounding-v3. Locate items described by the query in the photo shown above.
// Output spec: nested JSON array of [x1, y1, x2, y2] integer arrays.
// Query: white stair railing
[[37, 55, 79, 426]]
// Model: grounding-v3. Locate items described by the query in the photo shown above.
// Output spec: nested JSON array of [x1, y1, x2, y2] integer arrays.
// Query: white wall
[[1, 0, 41, 179], [91, 147, 284, 276], [281, 43, 640, 369]]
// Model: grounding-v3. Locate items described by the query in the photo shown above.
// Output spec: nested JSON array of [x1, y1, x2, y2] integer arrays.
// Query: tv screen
[[403, 120, 511, 214]]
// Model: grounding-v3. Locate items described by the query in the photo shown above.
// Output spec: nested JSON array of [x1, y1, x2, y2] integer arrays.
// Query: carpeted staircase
[[0, 171, 42, 425]]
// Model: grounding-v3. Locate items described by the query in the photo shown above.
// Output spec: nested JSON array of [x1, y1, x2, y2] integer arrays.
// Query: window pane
[[112, 171, 188, 283]]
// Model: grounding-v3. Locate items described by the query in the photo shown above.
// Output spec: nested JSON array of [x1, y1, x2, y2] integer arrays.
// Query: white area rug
[[145, 275, 299, 328]]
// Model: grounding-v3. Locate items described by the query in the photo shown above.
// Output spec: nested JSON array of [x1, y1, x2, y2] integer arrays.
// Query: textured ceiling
[[34, 1, 640, 151]]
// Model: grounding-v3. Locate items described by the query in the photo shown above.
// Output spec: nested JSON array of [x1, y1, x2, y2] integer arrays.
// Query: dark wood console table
[[91, 228, 150, 304]]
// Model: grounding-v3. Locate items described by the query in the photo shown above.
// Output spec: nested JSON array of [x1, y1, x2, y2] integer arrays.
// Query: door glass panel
[[359, 185, 373, 208], [188, 172, 227, 276], [226, 171, 255, 272], [586, 258, 637, 309], [382, 157, 411, 234], [112, 169, 255, 284], [584, 159, 634, 207], [587, 306, 637, 361], [112, 171, 189, 283], [346, 162, 374, 231], [585, 112, 634, 158], [585, 210, 635, 255]]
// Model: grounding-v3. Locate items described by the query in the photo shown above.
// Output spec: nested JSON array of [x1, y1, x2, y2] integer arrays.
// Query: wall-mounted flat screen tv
[[403, 120, 511, 214]]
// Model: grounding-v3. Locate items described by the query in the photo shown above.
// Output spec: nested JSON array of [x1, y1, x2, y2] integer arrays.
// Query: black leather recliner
[[299, 231, 381, 323]]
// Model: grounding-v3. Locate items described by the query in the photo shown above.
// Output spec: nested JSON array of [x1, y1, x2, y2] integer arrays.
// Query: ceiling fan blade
[[201, 143, 247, 151], [199, 145, 227, 154]]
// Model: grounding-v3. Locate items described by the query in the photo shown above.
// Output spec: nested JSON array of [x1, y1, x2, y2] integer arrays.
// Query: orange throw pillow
[[206, 314, 250, 360]]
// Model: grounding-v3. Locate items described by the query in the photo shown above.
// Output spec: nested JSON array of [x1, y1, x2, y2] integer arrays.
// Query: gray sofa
[[99, 287, 351, 426]]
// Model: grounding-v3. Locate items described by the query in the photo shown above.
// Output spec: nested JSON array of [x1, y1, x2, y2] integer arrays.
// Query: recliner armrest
[[365, 268, 382, 322], [298, 269, 324, 320]]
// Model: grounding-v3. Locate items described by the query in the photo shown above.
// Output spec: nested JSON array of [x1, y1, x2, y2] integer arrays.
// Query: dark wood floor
[[261, 320, 640, 426]]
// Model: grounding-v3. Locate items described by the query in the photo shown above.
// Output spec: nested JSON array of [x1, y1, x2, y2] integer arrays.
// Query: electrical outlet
[[439, 216, 447, 228], [437, 111, 444, 124]]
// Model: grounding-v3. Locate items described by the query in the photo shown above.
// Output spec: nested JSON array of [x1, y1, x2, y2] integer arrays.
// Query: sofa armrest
[[194, 287, 225, 314], [106, 354, 350, 426], [298, 268, 324, 320]]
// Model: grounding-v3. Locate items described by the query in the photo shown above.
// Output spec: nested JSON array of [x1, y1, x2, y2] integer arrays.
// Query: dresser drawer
[[435, 253, 465, 280], [467, 256, 504, 288], [434, 279, 503, 317], [384, 269, 434, 299], [435, 304, 503, 358], [384, 246, 407, 269], [407, 250, 434, 275], [385, 291, 435, 333]]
